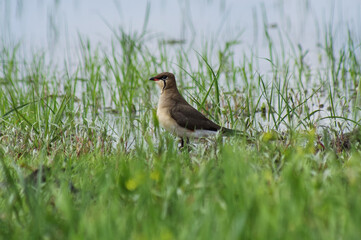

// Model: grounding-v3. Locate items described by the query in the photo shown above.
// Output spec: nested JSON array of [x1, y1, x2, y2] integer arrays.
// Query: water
[[3, 0, 360, 65]]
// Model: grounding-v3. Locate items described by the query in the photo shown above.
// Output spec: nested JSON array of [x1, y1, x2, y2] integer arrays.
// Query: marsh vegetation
[[1, 1, 361, 239]]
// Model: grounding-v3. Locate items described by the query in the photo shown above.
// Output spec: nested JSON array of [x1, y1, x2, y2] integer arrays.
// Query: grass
[[1, 10, 361, 239], [1, 138, 361, 239]]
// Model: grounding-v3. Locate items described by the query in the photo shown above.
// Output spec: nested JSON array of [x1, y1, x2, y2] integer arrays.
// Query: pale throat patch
[[156, 81, 165, 92]]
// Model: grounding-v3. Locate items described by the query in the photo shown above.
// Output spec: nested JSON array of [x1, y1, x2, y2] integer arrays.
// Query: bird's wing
[[170, 104, 221, 131]]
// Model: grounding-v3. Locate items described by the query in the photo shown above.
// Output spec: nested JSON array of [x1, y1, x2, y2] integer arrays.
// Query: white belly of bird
[[157, 106, 217, 138], [186, 129, 218, 138]]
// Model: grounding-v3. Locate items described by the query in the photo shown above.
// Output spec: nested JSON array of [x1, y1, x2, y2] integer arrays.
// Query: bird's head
[[149, 72, 177, 92]]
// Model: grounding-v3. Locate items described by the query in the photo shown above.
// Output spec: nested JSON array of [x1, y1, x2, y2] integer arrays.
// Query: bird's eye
[[162, 75, 168, 80]]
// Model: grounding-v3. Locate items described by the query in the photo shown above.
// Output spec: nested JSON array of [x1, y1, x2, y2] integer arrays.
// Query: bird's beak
[[149, 77, 158, 81]]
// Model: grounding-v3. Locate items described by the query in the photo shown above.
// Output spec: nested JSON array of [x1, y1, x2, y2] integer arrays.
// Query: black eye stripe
[[162, 78, 166, 91], [162, 75, 167, 80]]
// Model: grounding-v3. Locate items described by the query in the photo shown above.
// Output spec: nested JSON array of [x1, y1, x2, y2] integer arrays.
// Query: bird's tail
[[221, 127, 255, 143], [221, 127, 245, 137]]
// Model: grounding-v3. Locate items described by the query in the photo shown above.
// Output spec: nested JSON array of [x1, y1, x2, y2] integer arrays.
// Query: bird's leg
[[179, 137, 184, 148], [179, 137, 190, 150], [179, 137, 191, 152], [184, 138, 191, 152]]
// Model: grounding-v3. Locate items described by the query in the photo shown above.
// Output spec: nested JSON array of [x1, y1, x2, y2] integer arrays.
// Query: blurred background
[[2, 0, 360, 68]]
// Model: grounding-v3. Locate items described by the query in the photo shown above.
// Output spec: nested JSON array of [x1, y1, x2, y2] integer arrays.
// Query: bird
[[149, 72, 241, 148]]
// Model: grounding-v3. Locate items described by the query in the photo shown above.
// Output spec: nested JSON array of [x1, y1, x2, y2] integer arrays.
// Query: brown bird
[[149, 72, 240, 147]]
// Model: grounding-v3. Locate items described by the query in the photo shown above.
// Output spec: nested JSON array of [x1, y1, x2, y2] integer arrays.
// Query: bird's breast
[[157, 105, 177, 132]]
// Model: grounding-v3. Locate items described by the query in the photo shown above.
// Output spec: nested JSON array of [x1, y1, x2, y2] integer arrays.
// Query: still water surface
[[3, 0, 360, 67]]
